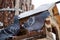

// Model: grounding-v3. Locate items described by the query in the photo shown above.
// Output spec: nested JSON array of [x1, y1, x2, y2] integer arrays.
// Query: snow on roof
[[18, 3, 54, 19]]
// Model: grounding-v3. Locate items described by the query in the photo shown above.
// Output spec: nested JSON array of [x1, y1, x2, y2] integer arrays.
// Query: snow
[[18, 3, 54, 19]]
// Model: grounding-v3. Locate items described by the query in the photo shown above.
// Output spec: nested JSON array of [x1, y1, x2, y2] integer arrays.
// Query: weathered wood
[[19, 0, 33, 12], [15, 0, 20, 15], [52, 5, 59, 16], [51, 5, 60, 40]]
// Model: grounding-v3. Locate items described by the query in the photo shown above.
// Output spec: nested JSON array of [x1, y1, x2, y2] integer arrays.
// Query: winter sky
[[32, 0, 60, 13]]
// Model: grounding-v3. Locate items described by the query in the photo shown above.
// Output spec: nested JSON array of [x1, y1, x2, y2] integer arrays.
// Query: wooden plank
[[15, 0, 20, 15], [52, 5, 59, 16]]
